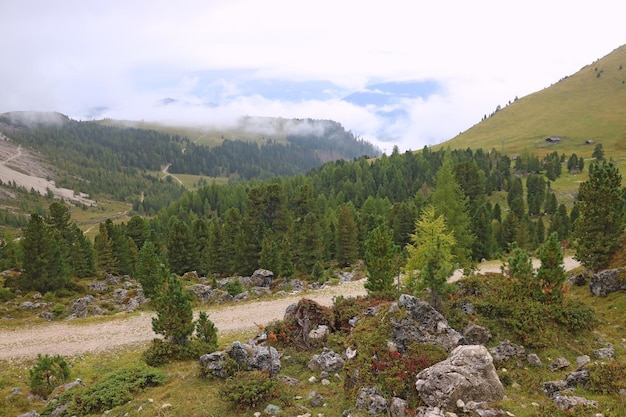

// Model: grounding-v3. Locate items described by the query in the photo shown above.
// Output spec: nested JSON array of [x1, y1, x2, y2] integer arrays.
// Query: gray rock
[[576, 355, 590, 369], [565, 370, 590, 389], [392, 295, 462, 352], [228, 341, 281, 375], [415, 345, 504, 411], [251, 269, 274, 287], [348, 316, 359, 327], [593, 345, 615, 360], [105, 274, 119, 285], [460, 324, 491, 346], [187, 284, 215, 302], [279, 375, 300, 386], [488, 340, 525, 363], [590, 267, 626, 296], [264, 404, 281, 415], [71, 295, 96, 318], [251, 286, 271, 297], [19, 301, 35, 309], [552, 394, 598, 410], [234, 291, 248, 301], [199, 351, 231, 378], [17, 411, 40, 417], [308, 347, 345, 372], [87, 281, 108, 292], [543, 380, 567, 397], [458, 301, 475, 315], [10, 387, 23, 395], [548, 357, 570, 372], [308, 325, 329, 340], [308, 390, 324, 407], [50, 404, 68, 417], [355, 386, 387, 415], [389, 397, 408, 417], [527, 353, 542, 367]]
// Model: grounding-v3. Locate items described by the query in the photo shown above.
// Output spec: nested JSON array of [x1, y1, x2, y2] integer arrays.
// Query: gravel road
[[0, 257, 581, 362]]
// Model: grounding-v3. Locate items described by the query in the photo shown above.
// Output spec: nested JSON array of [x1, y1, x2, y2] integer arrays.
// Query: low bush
[[143, 338, 214, 367], [221, 370, 291, 410], [41, 365, 165, 417], [28, 354, 70, 399]]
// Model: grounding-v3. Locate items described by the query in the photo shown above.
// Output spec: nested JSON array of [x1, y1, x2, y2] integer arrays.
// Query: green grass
[[437, 45, 626, 177]]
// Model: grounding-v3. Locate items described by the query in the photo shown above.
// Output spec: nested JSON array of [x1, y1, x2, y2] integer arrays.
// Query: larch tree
[[405, 205, 456, 310]]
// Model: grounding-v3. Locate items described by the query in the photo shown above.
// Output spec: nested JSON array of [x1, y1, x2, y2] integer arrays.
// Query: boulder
[[308, 391, 324, 407], [415, 345, 504, 411], [308, 324, 329, 340], [250, 269, 274, 287], [565, 370, 590, 389], [589, 267, 626, 296], [355, 386, 387, 415], [308, 347, 345, 373], [391, 294, 462, 352], [389, 397, 408, 417], [228, 341, 281, 375], [187, 284, 215, 302], [576, 355, 590, 369], [488, 340, 525, 363]]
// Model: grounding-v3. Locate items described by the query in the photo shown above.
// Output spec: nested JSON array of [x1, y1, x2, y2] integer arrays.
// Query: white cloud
[[1, 0, 624, 151]]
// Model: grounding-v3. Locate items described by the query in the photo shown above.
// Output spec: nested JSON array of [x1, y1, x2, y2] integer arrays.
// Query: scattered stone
[[527, 353, 542, 367], [321, 379, 330, 386], [345, 346, 357, 359], [308, 325, 329, 340], [552, 394, 598, 411], [187, 284, 215, 302], [576, 355, 591, 369], [589, 267, 626, 296], [489, 340, 525, 363], [415, 345, 504, 411], [264, 404, 281, 415], [39, 311, 56, 321], [50, 404, 68, 417], [280, 375, 300, 386], [355, 386, 387, 415], [308, 376, 317, 383], [234, 291, 248, 301], [87, 281, 108, 292], [251, 286, 271, 297], [565, 370, 590, 389], [543, 380, 568, 397], [348, 316, 359, 327], [458, 301, 475, 315], [105, 274, 119, 285], [19, 301, 35, 309], [11, 387, 23, 395], [17, 411, 40, 417], [199, 351, 231, 378], [308, 391, 324, 407], [389, 397, 408, 417], [593, 345, 615, 360], [460, 324, 491, 345], [71, 295, 96, 318], [548, 357, 570, 372], [308, 347, 345, 373]]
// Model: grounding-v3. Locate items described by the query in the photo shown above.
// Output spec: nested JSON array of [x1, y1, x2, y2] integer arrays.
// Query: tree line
[[2, 145, 623, 298]]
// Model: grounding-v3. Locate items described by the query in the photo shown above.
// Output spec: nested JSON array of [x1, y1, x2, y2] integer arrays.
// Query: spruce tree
[[573, 162, 626, 271], [335, 203, 359, 267], [152, 274, 195, 346], [136, 241, 167, 299], [536, 232, 566, 303], [21, 213, 70, 293], [364, 224, 397, 296]]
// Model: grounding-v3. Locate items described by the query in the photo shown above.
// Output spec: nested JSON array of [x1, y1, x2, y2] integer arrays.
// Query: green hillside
[[442, 44, 626, 161]]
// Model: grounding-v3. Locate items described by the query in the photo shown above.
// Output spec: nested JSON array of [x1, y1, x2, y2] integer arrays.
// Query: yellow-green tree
[[405, 206, 456, 310]]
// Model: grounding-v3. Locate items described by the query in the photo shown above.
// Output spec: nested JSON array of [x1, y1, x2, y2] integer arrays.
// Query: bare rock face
[[415, 345, 504, 411]]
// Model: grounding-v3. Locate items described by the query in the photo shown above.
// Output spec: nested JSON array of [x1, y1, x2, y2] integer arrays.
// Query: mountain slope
[[442, 44, 626, 157]]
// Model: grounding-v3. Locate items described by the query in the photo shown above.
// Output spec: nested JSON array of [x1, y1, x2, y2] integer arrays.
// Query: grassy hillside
[[442, 45, 626, 162]]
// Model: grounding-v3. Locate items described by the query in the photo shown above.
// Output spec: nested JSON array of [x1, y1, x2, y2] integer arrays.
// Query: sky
[[1, 1, 624, 152]]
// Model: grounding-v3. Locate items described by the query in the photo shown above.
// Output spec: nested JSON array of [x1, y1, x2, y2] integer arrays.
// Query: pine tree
[[526, 174, 546, 216], [507, 177, 525, 219], [152, 274, 195, 346], [573, 162, 626, 271], [364, 224, 397, 296], [167, 220, 196, 276], [405, 205, 456, 310], [94, 222, 117, 274]]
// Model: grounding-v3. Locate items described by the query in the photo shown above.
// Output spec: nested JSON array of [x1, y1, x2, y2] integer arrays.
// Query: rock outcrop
[[415, 344, 504, 411]]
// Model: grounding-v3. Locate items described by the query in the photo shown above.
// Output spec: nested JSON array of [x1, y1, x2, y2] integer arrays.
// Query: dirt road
[[0, 257, 581, 361], [0, 280, 368, 362]]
